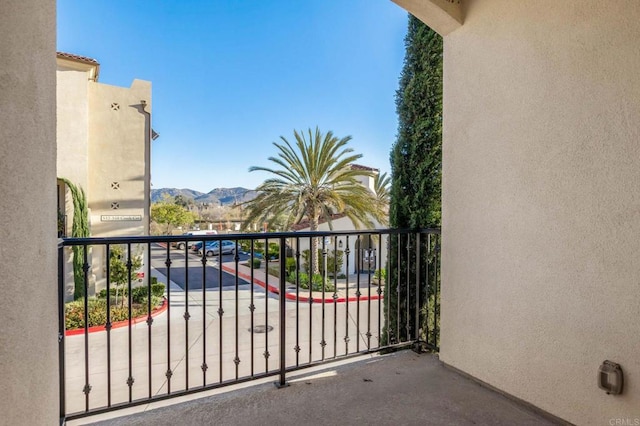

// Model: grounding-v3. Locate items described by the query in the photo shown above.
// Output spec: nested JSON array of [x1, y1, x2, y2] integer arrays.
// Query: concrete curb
[[220, 263, 383, 304]]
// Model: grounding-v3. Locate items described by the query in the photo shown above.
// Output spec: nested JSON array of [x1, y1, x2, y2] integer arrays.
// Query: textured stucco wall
[[88, 79, 150, 238], [88, 79, 151, 290], [0, 0, 58, 424], [437, 1, 640, 424], [57, 66, 90, 190]]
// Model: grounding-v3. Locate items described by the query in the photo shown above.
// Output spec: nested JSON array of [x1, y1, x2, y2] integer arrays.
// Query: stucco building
[[57, 52, 154, 298]]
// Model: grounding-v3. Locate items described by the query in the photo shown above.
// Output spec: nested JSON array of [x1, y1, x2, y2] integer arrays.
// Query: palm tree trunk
[[310, 217, 320, 275]]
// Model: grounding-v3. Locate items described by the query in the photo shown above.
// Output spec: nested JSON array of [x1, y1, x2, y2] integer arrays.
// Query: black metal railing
[[58, 228, 440, 421]]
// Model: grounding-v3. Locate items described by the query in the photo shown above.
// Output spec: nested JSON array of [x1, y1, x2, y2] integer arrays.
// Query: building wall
[[57, 65, 152, 296], [435, 1, 640, 424], [88, 79, 151, 291], [88, 79, 150, 238], [57, 66, 89, 190], [296, 216, 389, 275], [0, 0, 58, 424]]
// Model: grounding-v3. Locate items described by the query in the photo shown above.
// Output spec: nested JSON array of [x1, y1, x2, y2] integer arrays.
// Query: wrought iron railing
[[58, 228, 440, 421]]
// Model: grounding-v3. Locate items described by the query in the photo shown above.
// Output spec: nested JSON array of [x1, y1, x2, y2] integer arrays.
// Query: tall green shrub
[[386, 15, 442, 345], [62, 179, 90, 300]]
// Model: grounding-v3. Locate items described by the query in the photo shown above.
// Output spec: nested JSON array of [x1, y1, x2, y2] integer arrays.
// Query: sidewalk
[[220, 261, 383, 303]]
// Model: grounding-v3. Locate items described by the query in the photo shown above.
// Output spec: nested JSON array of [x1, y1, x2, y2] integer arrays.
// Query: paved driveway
[[150, 243, 250, 290]]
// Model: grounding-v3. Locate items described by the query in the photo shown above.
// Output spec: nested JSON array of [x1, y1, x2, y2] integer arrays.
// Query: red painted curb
[[65, 297, 168, 336], [221, 265, 383, 304]]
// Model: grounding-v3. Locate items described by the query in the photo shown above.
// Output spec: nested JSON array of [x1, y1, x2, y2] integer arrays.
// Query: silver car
[[199, 240, 238, 257]]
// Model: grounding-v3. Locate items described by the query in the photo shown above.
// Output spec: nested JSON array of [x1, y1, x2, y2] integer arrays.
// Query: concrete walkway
[[86, 351, 560, 426]]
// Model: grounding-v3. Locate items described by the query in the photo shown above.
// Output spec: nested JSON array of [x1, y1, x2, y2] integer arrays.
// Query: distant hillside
[[151, 187, 258, 206], [151, 188, 205, 203]]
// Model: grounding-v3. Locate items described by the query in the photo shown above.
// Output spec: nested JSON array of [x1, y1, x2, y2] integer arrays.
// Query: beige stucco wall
[[0, 0, 58, 423], [57, 66, 152, 295], [432, 1, 640, 424], [57, 65, 90, 190], [88, 78, 150, 238], [88, 79, 151, 291]]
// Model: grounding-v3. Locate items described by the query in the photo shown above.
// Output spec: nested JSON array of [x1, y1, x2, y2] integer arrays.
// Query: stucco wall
[[88, 79, 151, 290], [88, 79, 150, 238], [0, 0, 58, 423], [438, 1, 640, 424], [57, 66, 90, 190]]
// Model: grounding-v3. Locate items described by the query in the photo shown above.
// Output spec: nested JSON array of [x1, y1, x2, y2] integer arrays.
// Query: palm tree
[[373, 172, 391, 226], [244, 127, 385, 274]]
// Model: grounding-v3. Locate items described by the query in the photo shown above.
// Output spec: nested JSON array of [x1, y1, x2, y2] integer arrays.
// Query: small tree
[[151, 198, 196, 235], [61, 178, 90, 300], [109, 245, 143, 307]]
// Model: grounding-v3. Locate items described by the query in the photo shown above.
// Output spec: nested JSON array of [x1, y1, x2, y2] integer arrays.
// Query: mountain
[[151, 187, 258, 206], [151, 188, 205, 203]]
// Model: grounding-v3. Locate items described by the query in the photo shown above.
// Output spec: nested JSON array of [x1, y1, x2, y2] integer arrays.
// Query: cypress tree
[[62, 179, 90, 300], [386, 15, 442, 345]]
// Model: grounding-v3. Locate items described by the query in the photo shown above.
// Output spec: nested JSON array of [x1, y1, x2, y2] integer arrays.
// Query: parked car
[[191, 241, 205, 252], [171, 230, 217, 250], [198, 240, 238, 257]]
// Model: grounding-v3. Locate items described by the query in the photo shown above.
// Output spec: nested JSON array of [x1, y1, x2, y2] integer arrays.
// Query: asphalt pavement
[[150, 243, 251, 290]]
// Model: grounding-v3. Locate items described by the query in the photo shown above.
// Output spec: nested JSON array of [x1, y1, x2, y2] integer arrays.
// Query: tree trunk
[[310, 217, 320, 275]]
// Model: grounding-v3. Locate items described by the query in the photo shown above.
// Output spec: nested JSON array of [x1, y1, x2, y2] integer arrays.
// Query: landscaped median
[[220, 261, 383, 304], [65, 282, 167, 336]]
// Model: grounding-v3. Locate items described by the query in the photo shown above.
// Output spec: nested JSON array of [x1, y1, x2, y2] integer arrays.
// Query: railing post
[[58, 240, 66, 424], [275, 237, 289, 388]]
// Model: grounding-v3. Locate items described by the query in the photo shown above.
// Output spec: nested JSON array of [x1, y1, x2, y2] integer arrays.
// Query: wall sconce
[[598, 360, 623, 395], [338, 240, 343, 249]]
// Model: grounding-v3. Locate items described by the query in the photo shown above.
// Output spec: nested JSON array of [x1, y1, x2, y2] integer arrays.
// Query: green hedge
[[65, 295, 164, 330], [68, 281, 166, 330], [287, 271, 336, 292]]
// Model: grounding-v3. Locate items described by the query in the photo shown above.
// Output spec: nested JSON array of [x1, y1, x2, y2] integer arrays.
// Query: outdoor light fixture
[[338, 240, 343, 249], [598, 360, 623, 395]]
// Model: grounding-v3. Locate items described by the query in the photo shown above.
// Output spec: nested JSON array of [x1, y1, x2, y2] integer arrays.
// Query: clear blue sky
[[57, 1, 409, 193]]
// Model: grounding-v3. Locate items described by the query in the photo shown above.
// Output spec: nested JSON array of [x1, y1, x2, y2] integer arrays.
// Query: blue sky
[[57, 1, 408, 193]]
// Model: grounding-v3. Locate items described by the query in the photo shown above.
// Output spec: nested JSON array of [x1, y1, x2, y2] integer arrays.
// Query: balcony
[[58, 229, 556, 424]]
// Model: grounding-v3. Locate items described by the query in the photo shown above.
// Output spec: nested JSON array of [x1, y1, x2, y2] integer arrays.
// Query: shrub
[[285, 257, 297, 274], [301, 249, 344, 276], [374, 268, 387, 282], [65, 294, 165, 330], [98, 282, 165, 301], [131, 286, 148, 304], [252, 258, 262, 269], [151, 282, 165, 297], [238, 239, 251, 253], [288, 271, 335, 292], [267, 243, 279, 259]]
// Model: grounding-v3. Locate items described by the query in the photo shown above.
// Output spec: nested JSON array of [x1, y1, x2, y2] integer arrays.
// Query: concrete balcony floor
[[80, 351, 560, 426]]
